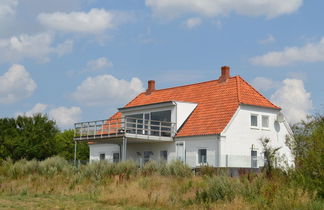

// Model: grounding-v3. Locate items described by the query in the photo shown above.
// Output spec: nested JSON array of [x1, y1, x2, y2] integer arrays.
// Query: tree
[[0, 114, 59, 160], [287, 114, 324, 197], [260, 137, 281, 178], [55, 129, 89, 161]]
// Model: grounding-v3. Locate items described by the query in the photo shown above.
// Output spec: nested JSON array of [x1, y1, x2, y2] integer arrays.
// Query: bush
[[115, 160, 137, 179], [81, 161, 116, 181], [39, 156, 72, 176]]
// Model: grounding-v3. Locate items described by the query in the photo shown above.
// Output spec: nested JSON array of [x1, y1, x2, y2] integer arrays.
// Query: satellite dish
[[276, 112, 284, 123]]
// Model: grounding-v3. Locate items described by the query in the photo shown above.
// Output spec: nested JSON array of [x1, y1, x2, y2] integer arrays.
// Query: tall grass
[[0, 157, 323, 209]]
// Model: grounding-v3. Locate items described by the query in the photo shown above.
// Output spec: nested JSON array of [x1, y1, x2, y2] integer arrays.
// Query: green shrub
[[81, 161, 116, 181], [39, 156, 72, 176]]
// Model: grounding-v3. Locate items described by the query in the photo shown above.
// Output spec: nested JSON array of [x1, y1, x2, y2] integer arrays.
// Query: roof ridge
[[149, 77, 237, 93], [238, 76, 280, 109]]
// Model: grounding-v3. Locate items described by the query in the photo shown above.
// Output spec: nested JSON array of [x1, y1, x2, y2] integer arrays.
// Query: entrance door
[[176, 142, 185, 162], [251, 150, 257, 168]]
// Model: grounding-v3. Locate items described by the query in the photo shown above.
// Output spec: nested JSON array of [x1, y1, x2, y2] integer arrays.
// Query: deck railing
[[74, 117, 176, 141]]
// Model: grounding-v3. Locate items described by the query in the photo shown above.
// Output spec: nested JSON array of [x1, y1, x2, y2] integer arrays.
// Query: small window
[[113, 153, 120, 163], [251, 114, 258, 127], [143, 151, 153, 163], [262, 115, 269, 128], [99, 153, 105, 161], [160, 150, 168, 161], [198, 149, 207, 164]]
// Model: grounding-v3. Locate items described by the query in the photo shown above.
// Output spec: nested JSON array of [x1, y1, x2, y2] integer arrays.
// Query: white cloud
[[251, 77, 280, 92], [0, 33, 73, 63], [0, 64, 37, 104], [259, 34, 276, 45], [16, 103, 48, 117], [251, 37, 324, 66], [0, 0, 18, 18], [185, 17, 202, 29], [271, 79, 312, 124], [86, 57, 113, 72], [72, 74, 145, 106], [146, 0, 303, 19], [38, 8, 116, 34], [49, 106, 82, 128]]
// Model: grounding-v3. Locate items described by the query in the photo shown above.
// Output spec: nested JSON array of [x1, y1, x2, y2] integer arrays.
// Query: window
[[160, 150, 168, 161], [113, 153, 120, 163], [143, 151, 153, 163], [198, 149, 207, 164], [251, 114, 258, 127], [126, 113, 143, 134], [99, 153, 105, 161], [262, 115, 269, 128]]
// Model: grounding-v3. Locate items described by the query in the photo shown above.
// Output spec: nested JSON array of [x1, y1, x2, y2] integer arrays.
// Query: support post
[[74, 140, 77, 166], [122, 136, 127, 161]]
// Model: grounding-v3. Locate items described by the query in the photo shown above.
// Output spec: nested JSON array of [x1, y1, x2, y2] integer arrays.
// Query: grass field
[[0, 157, 323, 210]]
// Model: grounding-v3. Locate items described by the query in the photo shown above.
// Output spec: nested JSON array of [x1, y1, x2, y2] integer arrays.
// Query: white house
[[74, 66, 294, 169]]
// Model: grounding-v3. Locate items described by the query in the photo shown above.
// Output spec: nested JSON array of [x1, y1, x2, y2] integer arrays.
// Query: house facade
[[74, 66, 294, 169]]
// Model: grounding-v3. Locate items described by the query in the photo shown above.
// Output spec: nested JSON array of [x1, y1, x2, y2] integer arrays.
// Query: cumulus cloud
[[0, 64, 37, 104], [72, 74, 145, 106], [185, 17, 202, 29], [16, 103, 48, 117], [146, 0, 303, 19], [49, 106, 82, 128], [38, 8, 117, 34], [0, 0, 18, 18], [251, 37, 324, 66], [271, 79, 312, 124], [85, 57, 113, 72], [0, 33, 73, 63], [251, 77, 280, 92]]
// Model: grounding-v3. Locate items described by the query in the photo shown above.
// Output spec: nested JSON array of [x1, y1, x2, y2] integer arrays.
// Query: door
[[176, 142, 185, 162], [251, 150, 257, 168]]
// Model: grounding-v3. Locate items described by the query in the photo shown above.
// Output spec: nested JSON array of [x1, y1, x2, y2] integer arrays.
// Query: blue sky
[[0, 0, 323, 128]]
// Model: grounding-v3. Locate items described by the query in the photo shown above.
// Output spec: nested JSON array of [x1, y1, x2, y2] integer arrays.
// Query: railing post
[[135, 119, 138, 134], [101, 120, 103, 138], [159, 122, 162, 137], [74, 140, 77, 166]]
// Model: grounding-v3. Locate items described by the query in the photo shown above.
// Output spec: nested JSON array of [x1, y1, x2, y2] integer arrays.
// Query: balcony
[[74, 117, 176, 142]]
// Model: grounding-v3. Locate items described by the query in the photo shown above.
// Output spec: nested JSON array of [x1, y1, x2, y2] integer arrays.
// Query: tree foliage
[[287, 114, 324, 197], [0, 114, 89, 161]]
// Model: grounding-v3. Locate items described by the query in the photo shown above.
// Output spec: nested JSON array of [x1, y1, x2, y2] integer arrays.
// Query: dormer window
[[251, 114, 258, 127]]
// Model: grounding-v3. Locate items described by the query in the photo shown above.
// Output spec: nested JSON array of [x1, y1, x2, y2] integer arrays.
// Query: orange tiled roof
[[110, 76, 279, 137]]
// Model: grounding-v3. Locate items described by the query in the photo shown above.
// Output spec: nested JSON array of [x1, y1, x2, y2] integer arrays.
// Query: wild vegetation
[[0, 114, 89, 161], [0, 114, 323, 209]]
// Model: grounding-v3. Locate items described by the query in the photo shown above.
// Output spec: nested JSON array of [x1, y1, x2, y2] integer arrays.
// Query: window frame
[[261, 115, 270, 130], [198, 148, 207, 165], [99, 153, 105, 161], [250, 114, 259, 128]]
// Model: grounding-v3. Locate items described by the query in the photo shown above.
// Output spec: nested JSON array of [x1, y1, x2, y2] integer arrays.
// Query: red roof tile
[[109, 76, 280, 137]]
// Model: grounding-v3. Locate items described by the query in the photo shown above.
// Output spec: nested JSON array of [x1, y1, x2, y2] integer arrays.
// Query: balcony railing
[[74, 117, 176, 141]]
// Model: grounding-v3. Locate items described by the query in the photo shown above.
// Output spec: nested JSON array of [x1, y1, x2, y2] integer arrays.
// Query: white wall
[[89, 143, 120, 163], [221, 105, 294, 167], [175, 136, 219, 168], [175, 102, 197, 130]]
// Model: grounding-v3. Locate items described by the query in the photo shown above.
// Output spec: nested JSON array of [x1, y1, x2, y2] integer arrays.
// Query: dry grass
[[0, 158, 323, 209]]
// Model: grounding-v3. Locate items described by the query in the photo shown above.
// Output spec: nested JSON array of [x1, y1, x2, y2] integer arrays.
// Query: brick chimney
[[218, 66, 230, 83], [146, 80, 155, 94]]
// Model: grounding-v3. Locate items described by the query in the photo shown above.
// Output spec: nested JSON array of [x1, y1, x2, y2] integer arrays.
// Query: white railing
[[74, 117, 176, 141]]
